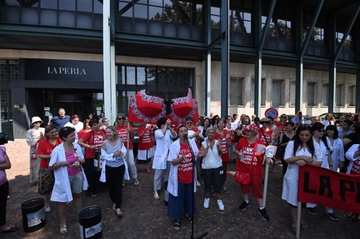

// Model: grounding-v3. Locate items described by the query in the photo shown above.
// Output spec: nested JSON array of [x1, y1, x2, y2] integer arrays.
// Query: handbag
[[234, 171, 251, 185], [37, 168, 54, 195]]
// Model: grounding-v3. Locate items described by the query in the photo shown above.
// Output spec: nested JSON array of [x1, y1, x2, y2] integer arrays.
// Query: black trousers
[[83, 158, 96, 194], [106, 164, 125, 209], [0, 181, 9, 226]]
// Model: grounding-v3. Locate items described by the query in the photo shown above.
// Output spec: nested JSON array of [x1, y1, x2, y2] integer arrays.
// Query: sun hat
[[31, 116, 43, 124]]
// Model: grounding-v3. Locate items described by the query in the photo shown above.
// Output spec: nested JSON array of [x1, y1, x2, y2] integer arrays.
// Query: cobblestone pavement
[[2, 139, 360, 239]]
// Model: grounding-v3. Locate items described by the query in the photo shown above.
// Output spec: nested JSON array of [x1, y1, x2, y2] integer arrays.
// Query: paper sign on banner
[[265, 145, 277, 158]]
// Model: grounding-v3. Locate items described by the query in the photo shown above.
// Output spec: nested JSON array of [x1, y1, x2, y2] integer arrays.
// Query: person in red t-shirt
[[137, 123, 155, 173], [115, 114, 139, 186], [78, 118, 106, 197], [234, 124, 270, 221], [167, 125, 199, 230], [36, 125, 62, 212], [258, 118, 274, 146], [214, 118, 232, 193]]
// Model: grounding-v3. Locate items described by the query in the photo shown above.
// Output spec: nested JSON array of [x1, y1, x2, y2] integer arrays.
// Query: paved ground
[[2, 139, 360, 239]]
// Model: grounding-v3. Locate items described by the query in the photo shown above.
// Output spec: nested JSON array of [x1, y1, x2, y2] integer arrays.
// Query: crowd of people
[[1, 107, 360, 235]]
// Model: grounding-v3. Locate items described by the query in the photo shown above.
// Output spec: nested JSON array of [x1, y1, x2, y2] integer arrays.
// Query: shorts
[[69, 172, 83, 194], [239, 174, 263, 198]]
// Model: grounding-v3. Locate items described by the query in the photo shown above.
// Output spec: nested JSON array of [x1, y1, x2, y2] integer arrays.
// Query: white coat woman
[[152, 117, 177, 200]]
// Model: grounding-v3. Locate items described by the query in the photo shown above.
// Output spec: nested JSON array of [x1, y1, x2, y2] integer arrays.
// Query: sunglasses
[[317, 129, 325, 133], [118, 118, 125, 120], [280, 116, 287, 118], [34, 121, 41, 124]]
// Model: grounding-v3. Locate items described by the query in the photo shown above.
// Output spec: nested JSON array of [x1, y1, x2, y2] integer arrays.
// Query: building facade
[[0, 0, 359, 139]]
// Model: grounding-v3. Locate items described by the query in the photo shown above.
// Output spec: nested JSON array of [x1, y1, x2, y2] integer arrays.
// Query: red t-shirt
[[37, 137, 62, 168], [78, 129, 89, 141], [177, 143, 193, 184], [215, 129, 232, 162], [235, 138, 265, 175], [116, 125, 134, 149], [276, 122, 287, 133], [137, 126, 154, 150], [81, 130, 107, 158], [257, 128, 273, 146]]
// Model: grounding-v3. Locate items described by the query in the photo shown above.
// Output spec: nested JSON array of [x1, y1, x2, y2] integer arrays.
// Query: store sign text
[[47, 67, 87, 75]]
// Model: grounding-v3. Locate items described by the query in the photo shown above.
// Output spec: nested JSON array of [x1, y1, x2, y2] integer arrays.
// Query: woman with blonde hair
[[115, 113, 139, 186], [26, 116, 45, 183], [101, 126, 129, 216]]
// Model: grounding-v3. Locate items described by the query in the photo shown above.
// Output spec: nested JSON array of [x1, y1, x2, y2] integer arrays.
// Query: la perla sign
[[47, 67, 87, 75]]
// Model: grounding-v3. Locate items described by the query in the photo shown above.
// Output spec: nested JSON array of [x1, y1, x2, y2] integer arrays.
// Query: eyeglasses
[[280, 116, 287, 118], [118, 118, 125, 120], [186, 121, 193, 124]]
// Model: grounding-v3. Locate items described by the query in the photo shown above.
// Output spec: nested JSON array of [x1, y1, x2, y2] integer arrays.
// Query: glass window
[[149, 6, 162, 21], [134, 4, 148, 19], [119, 2, 133, 17], [230, 77, 243, 105], [164, 0, 173, 7], [336, 84, 344, 106], [146, 67, 156, 86], [290, 81, 296, 107], [272, 80, 284, 107], [149, 0, 162, 7], [348, 85, 356, 106], [137, 67, 146, 85], [127, 66, 136, 85], [94, 0, 102, 13], [59, 0, 75, 11], [163, 6, 176, 22], [307, 82, 315, 106], [77, 0, 92, 12], [3, 0, 20, 6], [322, 83, 328, 107], [40, 0, 57, 9]]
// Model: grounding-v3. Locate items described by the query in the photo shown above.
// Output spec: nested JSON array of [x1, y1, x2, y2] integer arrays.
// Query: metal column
[[220, 0, 229, 117], [204, 0, 211, 116], [103, 0, 117, 124]]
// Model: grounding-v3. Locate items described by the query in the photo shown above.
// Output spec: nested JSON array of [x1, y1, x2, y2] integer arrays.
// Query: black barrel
[[79, 205, 102, 239], [21, 198, 46, 232]]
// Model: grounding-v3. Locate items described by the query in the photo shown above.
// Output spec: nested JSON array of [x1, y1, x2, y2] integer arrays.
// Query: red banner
[[298, 165, 360, 214], [128, 88, 199, 124]]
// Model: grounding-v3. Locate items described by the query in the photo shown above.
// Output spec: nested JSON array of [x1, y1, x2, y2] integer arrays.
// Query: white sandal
[[60, 224, 67, 234]]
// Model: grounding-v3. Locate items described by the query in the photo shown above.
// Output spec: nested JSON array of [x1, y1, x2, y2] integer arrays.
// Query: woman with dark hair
[[78, 118, 106, 197], [152, 117, 177, 200], [64, 114, 83, 141], [0, 133, 19, 234], [214, 118, 232, 192], [36, 125, 62, 212], [282, 125, 322, 232], [200, 117, 212, 137], [167, 125, 199, 230], [49, 127, 86, 235], [307, 122, 338, 221], [278, 122, 295, 176], [326, 125, 344, 172]]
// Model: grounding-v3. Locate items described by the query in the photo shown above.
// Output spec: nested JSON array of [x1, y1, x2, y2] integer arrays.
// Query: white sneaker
[[45, 206, 51, 213], [217, 199, 225, 211], [154, 191, 159, 200], [203, 198, 210, 209]]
